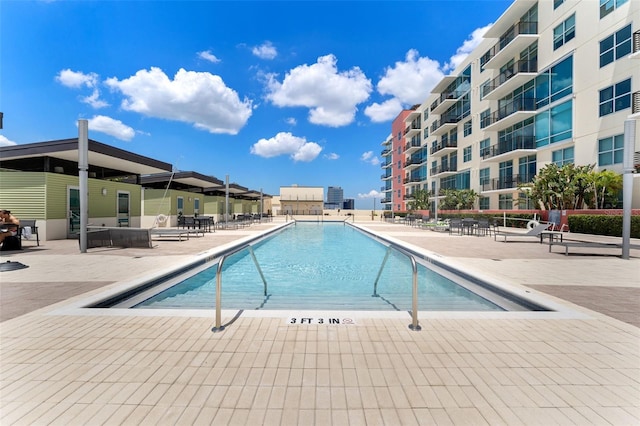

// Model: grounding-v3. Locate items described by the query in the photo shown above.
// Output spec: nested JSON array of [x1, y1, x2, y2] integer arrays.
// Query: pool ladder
[[212, 243, 268, 332], [373, 245, 421, 331]]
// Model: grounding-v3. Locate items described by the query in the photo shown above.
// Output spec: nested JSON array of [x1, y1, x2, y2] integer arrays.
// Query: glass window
[[479, 197, 490, 210], [480, 109, 491, 129], [518, 155, 536, 182], [536, 55, 573, 108], [479, 138, 490, 158], [463, 146, 472, 162], [600, 24, 632, 67], [600, 0, 628, 19], [499, 194, 513, 210], [599, 78, 631, 117], [553, 14, 575, 50], [536, 100, 572, 147], [552, 147, 574, 165], [479, 168, 490, 185], [554, 0, 564, 8], [463, 120, 472, 137], [598, 134, 624, 165], [177, 196, 184, 215]]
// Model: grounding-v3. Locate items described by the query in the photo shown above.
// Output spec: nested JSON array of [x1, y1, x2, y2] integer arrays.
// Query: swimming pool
[[103, 222, 544, 312]]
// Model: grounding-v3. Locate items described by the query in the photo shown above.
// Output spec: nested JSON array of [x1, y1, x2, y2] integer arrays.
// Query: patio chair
[[494, 223, 551, 242], [448, 218, 463, 235], [19, 219, 40, 246], [476, 219, 492, 237]]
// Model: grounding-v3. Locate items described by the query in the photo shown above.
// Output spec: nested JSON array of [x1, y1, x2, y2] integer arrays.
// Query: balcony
[[430, 114, 461, 136], [633, 91, 640, 115], [429, 163, 458, 178], [482, 97, 537, 132], [381, 171, 392, 180], [380, 148, 391, 157], [430, 139, 457, 157], [481, 174, 534, 192], [481, 59, 537, 100], [632, 30, 640, 59], [403, 175, 423, 184], [403, 157, 424, 170], [482, 21, 538, 70], [481, 134, 536, 162], [404, 118, 422, 138], [381, 160, 392, 169], [404, 136, 422, 153], [430, 89, 468, 115], [381, 197, 391, 204]]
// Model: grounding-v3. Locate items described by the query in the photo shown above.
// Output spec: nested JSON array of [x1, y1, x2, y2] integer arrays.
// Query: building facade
[[325, 186, 344, 209], [381, 0, 640, 212]]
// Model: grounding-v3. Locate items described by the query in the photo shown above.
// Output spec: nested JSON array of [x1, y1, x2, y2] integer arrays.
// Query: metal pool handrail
[[372, 244, 421, 331], [211, 243, 268, 332]]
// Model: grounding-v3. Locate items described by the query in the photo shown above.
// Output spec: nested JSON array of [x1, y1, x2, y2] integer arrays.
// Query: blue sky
[[0, 0, 512, 208]]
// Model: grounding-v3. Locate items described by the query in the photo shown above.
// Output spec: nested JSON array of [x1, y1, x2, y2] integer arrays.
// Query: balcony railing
[[429, 164, 457, 175], [403, 176, 423, 184], [404, 118, 421, 135], [482, 21, 538, 66], [430, 114, 461, 133], [403, 157, 424, 168], [430, 89, 468, 112], [480, 97, 537, 128], [404, 137, 422, 152], [430, 139, 458, 155], [633, 91, 640, 114], [381, 148, 391, 157], [480, 59, 538, 98], [481, 174, 534, 191], [481, 135, 536, 160], [634, 30, 640, 54]]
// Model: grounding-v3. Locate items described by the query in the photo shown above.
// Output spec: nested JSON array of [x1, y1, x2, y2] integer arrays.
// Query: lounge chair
[[494, 223, 551, 242]]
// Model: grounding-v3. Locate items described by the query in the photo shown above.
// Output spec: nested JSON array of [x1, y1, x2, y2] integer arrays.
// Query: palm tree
[[407, 188, 430, 211]]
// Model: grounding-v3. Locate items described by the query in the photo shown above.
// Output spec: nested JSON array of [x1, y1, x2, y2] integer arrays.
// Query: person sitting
[[0, 209, 20, 247]]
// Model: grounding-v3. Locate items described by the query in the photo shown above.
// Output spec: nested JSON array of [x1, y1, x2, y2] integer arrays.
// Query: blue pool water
[[133, 222, 505, 311]]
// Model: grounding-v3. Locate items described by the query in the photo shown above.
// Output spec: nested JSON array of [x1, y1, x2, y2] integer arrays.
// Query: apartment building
[[381, 0, 640, 212]]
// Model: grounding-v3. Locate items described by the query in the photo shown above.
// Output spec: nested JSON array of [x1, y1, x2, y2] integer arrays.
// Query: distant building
[[325, 186, 344, 209], [279, 185, 324, 215], [342, 199, 354, 210]]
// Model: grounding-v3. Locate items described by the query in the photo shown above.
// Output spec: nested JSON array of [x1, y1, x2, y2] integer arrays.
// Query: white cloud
[[252, 41, 277, 60], [364, 24, 493, 123], [364, 98, 403, 123], [377, 49, 443, 106], [360, 150, 380, 166], [0, 135, 17, 146], [56, 69, 108, 108], [87, 115, 135, 141], [56, 69, 98, 88], [285, 117, 297, 126], [198, 50, 221, 63], [445, 24, 492, 71], [324, 152, 339, 160], [81, 89, 109, 109], [357, 190, 383, 199], [265, 54, 372, 127], [250, 131, 322, 162], [105, 67, 252, 135]]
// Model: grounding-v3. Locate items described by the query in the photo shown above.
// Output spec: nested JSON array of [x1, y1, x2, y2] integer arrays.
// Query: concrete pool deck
[[1, 218, 639, 425]]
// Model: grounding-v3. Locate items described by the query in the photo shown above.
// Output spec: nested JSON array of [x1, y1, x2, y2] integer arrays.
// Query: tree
[[407, 188, 430, 211], [440, 189, 477, 210], [519, 163, 622, 210]]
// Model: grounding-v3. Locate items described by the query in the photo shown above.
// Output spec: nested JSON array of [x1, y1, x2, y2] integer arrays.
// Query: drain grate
[[0, 260, 29, 272]]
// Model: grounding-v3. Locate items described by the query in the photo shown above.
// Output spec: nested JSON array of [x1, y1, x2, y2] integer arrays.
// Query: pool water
[[135, 222, 503, 311]]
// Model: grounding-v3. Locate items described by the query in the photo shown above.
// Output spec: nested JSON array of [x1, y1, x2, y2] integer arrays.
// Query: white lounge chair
[[494, 223, 551, 242]]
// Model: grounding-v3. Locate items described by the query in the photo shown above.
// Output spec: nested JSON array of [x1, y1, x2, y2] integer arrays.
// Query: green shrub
[[567, 215, 640, 238]]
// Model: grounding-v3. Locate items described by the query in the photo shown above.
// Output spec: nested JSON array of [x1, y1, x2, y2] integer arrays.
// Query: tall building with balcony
[[381, 0, 640, 212]]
